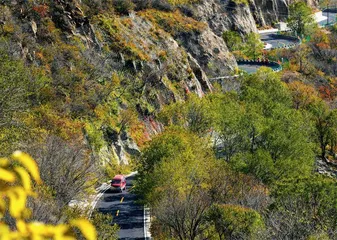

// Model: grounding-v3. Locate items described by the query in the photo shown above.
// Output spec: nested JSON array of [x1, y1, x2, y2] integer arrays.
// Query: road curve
[[237, 60, 282, 74], [320, 9, 337, 27], [96, 175, 150, 240], [260, 33, 299, 49]]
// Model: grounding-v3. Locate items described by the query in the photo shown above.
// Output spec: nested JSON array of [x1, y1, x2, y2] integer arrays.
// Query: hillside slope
[[0, 0, 239, 164], [0, 0, 317, 164]]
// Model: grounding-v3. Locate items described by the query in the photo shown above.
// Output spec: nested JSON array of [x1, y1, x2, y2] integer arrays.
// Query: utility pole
[[327, 4, 330, 26], [335, 3, 337, 25]]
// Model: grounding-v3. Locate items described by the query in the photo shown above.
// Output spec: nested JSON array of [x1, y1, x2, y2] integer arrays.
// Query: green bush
[[222, 30, 243, 51], [113, 0, 135, 15], [207, 204, 264, 240]]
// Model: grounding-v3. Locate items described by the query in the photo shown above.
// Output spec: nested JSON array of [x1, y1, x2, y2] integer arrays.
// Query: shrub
[[95, 14, 150, 61], [167, 0, 201, 5], [138, 9, 206, 36], [32, 4, 49, 18], [151, 0, 174, 11], [113, 0, 135, 15], [233, 0, 249, 4], [132, 0, 152, 10], [178, 4, 195, 17], [207, 204, 265, 239], [2, 22, 15, 35], [223, 30, 243, 51]]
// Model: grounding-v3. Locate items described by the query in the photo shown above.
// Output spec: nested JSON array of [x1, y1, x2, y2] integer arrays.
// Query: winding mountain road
[[260, 33, 299, 49], [94, 10, 337, 238], [237, 62, 266, 74], [95, 174, 151, 240]]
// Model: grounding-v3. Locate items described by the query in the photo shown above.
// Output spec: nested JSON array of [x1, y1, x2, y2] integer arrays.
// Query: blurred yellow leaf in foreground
[[0, 152, 97, 239]]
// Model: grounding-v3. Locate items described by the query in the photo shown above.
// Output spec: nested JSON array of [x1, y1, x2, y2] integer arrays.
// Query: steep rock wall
[[250, 0, 319, 27], [7, 0, 237, 165], [193, 0, 258, 35], [192, 0, 318, 36]]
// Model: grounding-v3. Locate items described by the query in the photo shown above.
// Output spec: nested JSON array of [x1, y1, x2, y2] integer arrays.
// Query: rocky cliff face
[[0, 0, 240, 165], [250, 0, 319, 27], [193, 0, 258, 35], [192, 0, 319, 36]]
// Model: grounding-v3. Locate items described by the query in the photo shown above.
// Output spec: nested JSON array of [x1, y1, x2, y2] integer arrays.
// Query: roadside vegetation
[[136, 67, 337, 239], [0, 0, 207, 237], [287, 1, 316, 37], [222, 31, 264, 59], [135, 2, 337, 239]]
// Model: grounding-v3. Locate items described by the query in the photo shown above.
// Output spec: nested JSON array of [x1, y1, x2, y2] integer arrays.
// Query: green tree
[[91, 211, 119, 240], [222, 31, 243, 51], [0, 51, 31, 127], [136, 128, 216, 239], [231, 69, 315, 183], [287, 81, 318, 110], [242, 33, 264, 59], [293, 44, 313, 73], [159, 94, 214, 136], [136, 127, 215, 199], [268, 175, 337, 239], [0, 50, 44, 155], [287, 2, 316, 37], [209, 161, 269, 212], [240, 68, 293, 110], [308, 100, 337, 159], [206, 204, 264, 240], [207, 92, 249, 162]]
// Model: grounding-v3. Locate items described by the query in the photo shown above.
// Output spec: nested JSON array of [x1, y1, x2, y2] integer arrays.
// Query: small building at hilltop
[[276, 22, 289, 31]]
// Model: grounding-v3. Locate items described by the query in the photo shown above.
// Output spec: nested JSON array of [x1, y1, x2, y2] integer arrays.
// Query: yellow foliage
[[95, 14, 150, 61], [138, 9, 206, 35], [0, 151, 97, 240], [167, 0, 200, 5], [32, 104, 84, 141], [2, 23, 15, 34], [287, 81, 319, 109], [12, 151, 42, 185], [70, 219, 97, 240]]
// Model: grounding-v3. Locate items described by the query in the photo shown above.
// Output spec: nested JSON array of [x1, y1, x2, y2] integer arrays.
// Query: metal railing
[[237, 59, 283, 72]]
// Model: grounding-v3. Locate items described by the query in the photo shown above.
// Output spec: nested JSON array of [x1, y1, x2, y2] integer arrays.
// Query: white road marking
[[89, 185, 110, 218], [125, 171, 138, 178], [90, 171, 137, 217], [91, 171, 153, 239], [144, 206, 152, 239], [143, 207, 147, 239]]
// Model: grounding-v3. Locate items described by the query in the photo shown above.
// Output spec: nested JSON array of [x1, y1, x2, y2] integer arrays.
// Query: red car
[[111, 175, 126, 192]]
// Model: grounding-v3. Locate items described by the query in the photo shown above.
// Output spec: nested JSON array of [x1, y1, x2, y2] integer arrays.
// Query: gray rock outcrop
[[250, 0, 319, 27], [193, 0, 258, 35], [192, 0, 319, 35], [177, 27, 237, 77]]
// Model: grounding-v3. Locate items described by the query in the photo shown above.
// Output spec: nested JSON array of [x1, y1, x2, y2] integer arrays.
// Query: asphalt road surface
[[260, 33, 299, 49], [238, 63, 264, 74], [96, 175, 149, 240], [319, 9, 337, 27]]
